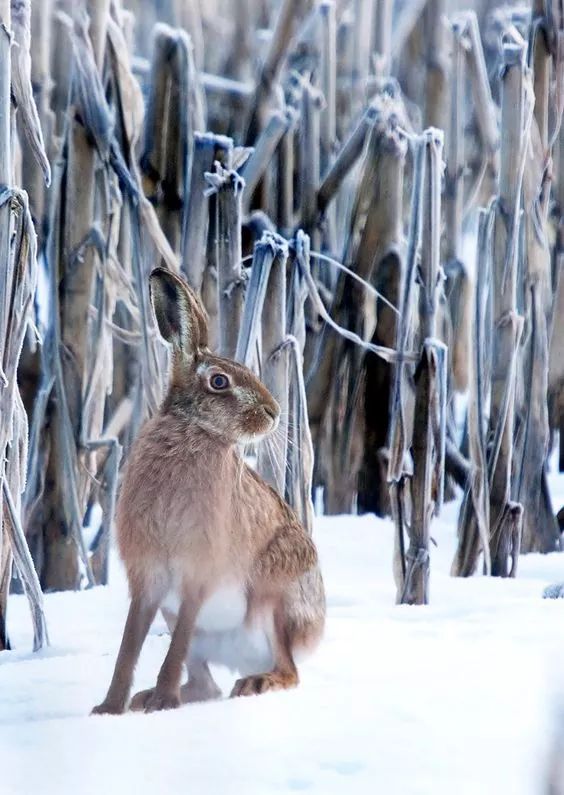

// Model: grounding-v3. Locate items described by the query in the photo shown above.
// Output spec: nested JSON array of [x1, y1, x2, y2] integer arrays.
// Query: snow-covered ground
[[2, 482, 564, 795]]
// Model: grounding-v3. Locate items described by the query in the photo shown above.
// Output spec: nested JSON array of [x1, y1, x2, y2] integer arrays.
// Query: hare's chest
[[161, 583, 248, 632]]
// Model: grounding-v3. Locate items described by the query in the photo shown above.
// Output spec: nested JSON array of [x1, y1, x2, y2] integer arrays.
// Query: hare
[[92, 267, 325, 715]]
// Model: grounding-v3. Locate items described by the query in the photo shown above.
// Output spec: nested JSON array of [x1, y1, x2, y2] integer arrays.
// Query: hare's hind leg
[[131, 661, 221, 709], [181, 660, 222, 703], [230, 523, 318, 698], [230, 601, 298, 697]]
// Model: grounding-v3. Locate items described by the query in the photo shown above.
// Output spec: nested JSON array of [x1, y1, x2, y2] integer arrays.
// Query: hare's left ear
[[149, 268, 209, 357]]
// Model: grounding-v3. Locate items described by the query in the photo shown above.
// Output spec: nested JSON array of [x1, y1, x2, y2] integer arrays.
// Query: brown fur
[[92, 268, 325, 715]]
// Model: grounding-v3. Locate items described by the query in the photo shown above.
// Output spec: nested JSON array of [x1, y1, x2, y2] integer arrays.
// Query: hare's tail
[[285, 565, 326, 656]]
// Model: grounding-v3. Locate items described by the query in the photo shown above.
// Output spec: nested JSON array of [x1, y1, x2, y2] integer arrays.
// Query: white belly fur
[[161, 584, 274, 676]]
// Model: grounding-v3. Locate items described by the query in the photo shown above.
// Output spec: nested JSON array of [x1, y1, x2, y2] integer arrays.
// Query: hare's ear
[[149, 268, 209, 356]]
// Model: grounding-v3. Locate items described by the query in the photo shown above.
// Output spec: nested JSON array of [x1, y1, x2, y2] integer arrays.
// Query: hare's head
[[150, 267, 280, 444]]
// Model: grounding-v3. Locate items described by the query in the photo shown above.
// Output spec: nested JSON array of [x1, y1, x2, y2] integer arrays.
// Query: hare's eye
[[210, 373, 229, 391]]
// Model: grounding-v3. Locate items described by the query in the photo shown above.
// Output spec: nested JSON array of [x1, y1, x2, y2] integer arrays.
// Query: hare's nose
[[263, 404, 278, 421]]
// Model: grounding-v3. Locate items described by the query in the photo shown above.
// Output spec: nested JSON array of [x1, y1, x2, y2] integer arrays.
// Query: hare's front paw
[[181, 679, 222, 703], [129, 687, 155, 712], [132, 686, 180, 713], [91, 700, 126, 716], [230, 670, 299, 698], [145, 689, 181, 712]]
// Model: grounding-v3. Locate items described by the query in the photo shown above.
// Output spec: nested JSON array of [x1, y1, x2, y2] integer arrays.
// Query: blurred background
[[0, 0, 563, 651]]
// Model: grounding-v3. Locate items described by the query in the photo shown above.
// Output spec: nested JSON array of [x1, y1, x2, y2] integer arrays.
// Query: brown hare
[[92, 267, 325, 715]]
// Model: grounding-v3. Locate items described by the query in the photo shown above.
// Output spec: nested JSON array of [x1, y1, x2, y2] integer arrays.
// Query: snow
[[2, 484, 564, 794]]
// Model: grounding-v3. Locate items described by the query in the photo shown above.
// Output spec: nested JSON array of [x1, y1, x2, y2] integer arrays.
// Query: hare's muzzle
[[262, 402, 280, 432]]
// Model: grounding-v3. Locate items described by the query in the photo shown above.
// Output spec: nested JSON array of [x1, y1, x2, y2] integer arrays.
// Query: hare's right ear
[[149, 267, 209, 357]]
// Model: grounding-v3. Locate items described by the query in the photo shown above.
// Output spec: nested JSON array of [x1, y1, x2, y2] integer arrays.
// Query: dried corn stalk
[[24, 3, 175, 591], [487, 38, 529, 576], [516, 0, 562, 553], [388, 130, 447, 605], [141, 22, 204, 255], [0, 0, 48, 650], [452, 209, 493, 577]]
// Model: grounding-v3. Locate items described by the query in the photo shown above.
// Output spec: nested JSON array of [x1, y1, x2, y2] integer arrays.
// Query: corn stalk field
[[1, 0, 564, 653]]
